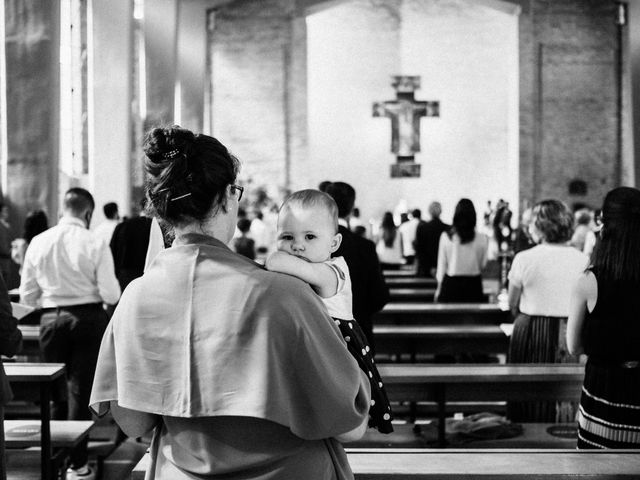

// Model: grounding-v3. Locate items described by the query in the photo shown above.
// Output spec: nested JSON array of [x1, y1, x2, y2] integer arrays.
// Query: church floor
[[4, 419, 577, 479], [7, 438, 148, 480]]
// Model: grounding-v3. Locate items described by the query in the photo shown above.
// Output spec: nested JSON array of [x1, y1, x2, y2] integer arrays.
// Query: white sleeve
[[508, 252, 523, 288], [95, 242, 121, 304], [326, 259, 347, 295], [436, 233, 448, 282]]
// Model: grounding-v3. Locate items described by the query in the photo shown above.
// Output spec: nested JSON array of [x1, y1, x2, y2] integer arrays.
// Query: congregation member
[[435, 198, 488, 302], [10, 209, 48, 276], [0, 274, 22, 480], [233, 217, 256, 260], [109, 204, 153, 291], [325, 181, 389, 350], [512, 207, 535, 254], [375, 211, 404, 268], [414, 201, 449, 277], [248, 210, 271, 255], [266, 189, 392, 433], [398, 208, 421, 264], [19, 187, 120, 480], [0, 202, 11, 285], [570, 208, 594, 253], [568, 187, 640, 449], [90, 126, 370, 480], [93, 202, 120, 246], [507, 199, 588, 423]]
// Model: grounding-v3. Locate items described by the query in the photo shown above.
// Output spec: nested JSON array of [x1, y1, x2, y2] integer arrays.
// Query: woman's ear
[[330, 233, 342, 253]]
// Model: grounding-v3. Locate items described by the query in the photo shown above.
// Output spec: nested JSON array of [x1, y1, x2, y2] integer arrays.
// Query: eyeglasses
[[230, 184, 244, 202]]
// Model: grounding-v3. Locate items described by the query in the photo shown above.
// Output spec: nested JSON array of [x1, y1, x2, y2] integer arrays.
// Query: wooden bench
[[382, 268, 420, 277], [389, 290, 494, 303], [5, 362, 67, 480], [5, 419, 93, 449], [377, 363, 585, 447], [351, 421, 578, 449], [373, 325, 508, 361], [374, 302, 510, 325], [130, 449, 640, 479], [16, 324, 40, 360], [385, 277, 438, 288]]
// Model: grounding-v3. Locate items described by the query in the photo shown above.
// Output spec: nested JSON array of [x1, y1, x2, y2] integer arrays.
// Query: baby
[[266, 189, 393, 434]]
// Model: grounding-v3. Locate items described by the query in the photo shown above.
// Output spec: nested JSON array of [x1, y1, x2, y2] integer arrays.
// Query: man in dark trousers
[[325, 182, 389, 351], [415, 201, 450, 277]]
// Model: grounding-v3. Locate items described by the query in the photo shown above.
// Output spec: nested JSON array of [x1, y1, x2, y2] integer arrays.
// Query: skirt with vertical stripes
[[507, 314, 579, 423], [577, 359, 640, 449]]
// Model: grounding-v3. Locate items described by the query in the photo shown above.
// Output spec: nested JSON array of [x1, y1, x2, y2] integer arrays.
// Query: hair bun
[[143, 125, 196, 164]]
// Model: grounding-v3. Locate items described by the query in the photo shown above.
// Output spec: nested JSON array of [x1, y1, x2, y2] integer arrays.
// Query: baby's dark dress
[[323, 257, 393, 434]]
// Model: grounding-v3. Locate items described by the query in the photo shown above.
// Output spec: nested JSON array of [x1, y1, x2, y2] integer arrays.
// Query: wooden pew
[[16, 324, 40, 360], [8, 288, 19, 303], [377, 363, 584, 447], [131, 449, 640, 479], [388, 288, 495, 303], [385, 277, 438, 288], [373, 325, 508, 361], [374, 302, 510, 325], [5, 362, 67, 480]]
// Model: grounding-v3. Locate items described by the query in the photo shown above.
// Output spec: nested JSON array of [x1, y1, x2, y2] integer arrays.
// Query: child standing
[[266, 189, 393, 434]]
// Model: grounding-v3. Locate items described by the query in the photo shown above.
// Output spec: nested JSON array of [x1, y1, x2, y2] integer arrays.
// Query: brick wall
[[519, 0, 623, 211]]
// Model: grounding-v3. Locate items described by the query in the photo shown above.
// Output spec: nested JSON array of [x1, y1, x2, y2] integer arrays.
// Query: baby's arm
[[265, 251, 338, 298]]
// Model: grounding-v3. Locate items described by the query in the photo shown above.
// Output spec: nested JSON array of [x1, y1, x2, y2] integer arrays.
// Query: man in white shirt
[[92, 201, 119, 246], [19, 188, 120, 480], [398, 209, 422, 265]]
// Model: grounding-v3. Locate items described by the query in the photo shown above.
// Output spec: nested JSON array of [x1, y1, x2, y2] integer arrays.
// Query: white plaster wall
[[305, 0, 519, 224]]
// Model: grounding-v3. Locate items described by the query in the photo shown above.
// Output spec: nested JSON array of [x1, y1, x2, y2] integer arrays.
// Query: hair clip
[[163, 149, 181, 159], [170, 193, 192, 202]]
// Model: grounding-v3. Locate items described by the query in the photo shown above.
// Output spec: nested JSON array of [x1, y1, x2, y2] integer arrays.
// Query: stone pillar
[[4, 0, 60, 232], [627, 0, 640, 186], [176, 0, 216, 132], [144, 0, 178, 128], [88, 0, 132, 221]]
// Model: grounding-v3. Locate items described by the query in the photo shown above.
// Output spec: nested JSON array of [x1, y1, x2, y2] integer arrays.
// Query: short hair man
[[19, 187, 120, 480], [414, 201, 449, 277], [398, 208, 422, 265], [325, 182, 389, 350]]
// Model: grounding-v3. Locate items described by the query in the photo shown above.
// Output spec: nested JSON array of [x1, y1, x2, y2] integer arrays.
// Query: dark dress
[[577, 271, 640, 449], [507, 314, 578, 422], [333, 318, 393, 434]]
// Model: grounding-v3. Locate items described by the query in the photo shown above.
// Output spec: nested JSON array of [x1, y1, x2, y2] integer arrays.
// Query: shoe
[[66, 465, 96, 480]]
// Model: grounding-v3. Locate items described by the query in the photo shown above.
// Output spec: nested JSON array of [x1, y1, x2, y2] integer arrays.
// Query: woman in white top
[[507, 199, 589, 423], [375, 212, 405, 268], [436, 199, 488, 302]]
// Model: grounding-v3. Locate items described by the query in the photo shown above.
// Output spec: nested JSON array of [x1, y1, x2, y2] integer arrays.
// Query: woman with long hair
[[375, 211, 404, 268], [435, 198, 488, 302], [568, 187, 640, 448]]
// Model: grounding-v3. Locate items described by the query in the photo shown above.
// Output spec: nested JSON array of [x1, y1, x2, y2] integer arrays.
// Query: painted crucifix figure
[[373, 76, 439, 164]]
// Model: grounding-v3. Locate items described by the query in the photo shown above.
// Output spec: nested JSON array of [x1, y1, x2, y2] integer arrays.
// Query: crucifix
[[373, 76, 439, 177]]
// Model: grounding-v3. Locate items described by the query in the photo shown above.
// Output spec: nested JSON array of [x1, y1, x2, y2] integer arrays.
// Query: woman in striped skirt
[[568, 187, 640, 449], [506, 200, 589, 422]]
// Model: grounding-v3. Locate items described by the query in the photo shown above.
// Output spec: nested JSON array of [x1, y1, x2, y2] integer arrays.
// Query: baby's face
[[277, 205, 340, 263]]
